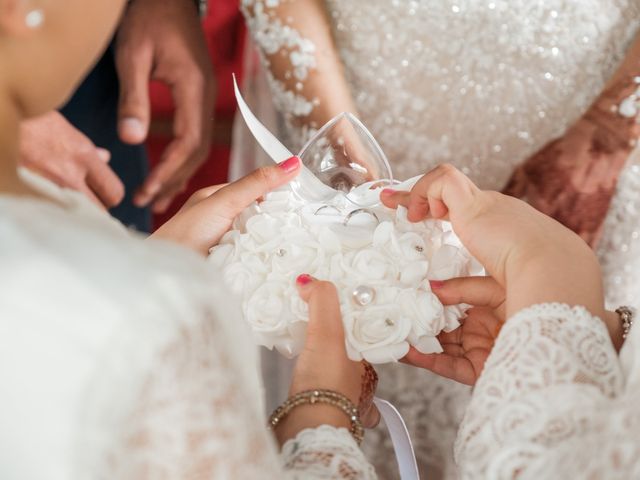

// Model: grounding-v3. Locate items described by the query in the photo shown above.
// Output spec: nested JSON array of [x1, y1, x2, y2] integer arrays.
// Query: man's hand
[[19, 111, 124, 208], [116, 0, 216, 213]]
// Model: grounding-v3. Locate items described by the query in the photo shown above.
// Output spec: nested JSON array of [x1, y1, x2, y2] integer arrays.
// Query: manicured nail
[[296, 274, 313, 286], [120, 117, 146, 141], [381, 188, 396, 195], [429, 280, 446, 289], [278, 156, 300, 173]]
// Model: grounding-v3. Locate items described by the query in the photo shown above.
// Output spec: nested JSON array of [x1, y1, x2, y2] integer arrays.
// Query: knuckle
[[179, 133, 202, 155], [438, 163, 461, 179], [254, 166, 276, 186]]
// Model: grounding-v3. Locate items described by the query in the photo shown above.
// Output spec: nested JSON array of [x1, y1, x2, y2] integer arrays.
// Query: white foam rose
[[399, 261, 429, 286], [412, 336, 443, 354], [256, 190, 293, 214], [269, 229, 324, 276], [245, 212, 300, 246], [442, 304, 470, 332], [340, 248, 399, 283], [208, 243, 236, 268], [398, 289, 445, 337], [224, 254, 267, 295], [245, 282, 308, 357], [428, 244, 469, 280], [373, 222, 429, 263], [245, 282, 289, 337], [343, 303, 412, 363]]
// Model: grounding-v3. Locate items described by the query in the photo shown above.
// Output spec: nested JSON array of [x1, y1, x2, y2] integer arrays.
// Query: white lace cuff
[[281, 425, 377, 478], [455, 302, 625, 479]]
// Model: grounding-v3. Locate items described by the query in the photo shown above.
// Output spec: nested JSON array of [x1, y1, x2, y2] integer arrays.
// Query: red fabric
[[148, 0, 245, 228]]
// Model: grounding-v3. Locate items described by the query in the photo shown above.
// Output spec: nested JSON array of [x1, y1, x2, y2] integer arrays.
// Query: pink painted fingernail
[[278, 156, 300, 173], [296, 274, 313, 286], [381, 188, 396, 195], [429, 280, 445, 289]]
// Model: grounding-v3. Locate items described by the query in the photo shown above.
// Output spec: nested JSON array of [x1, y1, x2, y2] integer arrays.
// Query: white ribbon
[[374, 397, 420, 480]]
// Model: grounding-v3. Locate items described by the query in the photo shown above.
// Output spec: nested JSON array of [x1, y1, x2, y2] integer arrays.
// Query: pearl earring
[[25, 9, 44, 29]]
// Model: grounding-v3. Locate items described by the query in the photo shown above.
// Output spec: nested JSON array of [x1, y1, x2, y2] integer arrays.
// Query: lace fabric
[[455, 303, 640, 479], [0, 183, 376, 479]]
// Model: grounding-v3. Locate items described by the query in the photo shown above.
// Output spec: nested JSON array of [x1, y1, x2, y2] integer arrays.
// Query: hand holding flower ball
[[209, 178, 482, 363]]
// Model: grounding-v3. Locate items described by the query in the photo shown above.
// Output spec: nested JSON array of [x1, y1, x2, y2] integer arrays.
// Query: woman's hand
[[381, 165, 606, 320], [403, 277, 505, 386], [151, 157, 301, 255], [407, 276, 626, 384], [274, 275, 379, 445]]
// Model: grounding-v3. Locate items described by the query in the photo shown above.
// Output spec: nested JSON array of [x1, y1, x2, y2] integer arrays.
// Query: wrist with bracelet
[[616, 306, 635, 341], [269, 389, 364, 444]]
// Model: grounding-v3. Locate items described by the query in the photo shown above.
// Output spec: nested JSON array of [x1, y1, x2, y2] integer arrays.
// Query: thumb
[[116, 44, 152, 144]]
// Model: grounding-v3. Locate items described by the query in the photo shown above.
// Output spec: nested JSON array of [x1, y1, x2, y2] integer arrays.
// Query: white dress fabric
[[0, 179, 376, 479], [456, 303, 640, 479], [235, 1, 640, 478]]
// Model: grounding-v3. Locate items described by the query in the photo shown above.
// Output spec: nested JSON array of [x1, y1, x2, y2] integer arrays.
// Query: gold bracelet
[[269, 389, 364, 444], [616, 306, 635, 340]]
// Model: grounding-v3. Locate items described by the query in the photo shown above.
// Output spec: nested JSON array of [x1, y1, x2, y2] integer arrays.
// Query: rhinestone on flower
[[352, 285, 376, 306], [276, 248, 287, 257]]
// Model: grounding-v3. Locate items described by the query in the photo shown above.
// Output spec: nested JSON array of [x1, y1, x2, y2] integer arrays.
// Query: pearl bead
[[352, 285, 375, 306]]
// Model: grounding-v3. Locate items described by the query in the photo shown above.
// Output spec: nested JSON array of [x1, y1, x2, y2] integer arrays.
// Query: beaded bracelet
[[269, 389, 364, 444], [616, 306, 635, 340]]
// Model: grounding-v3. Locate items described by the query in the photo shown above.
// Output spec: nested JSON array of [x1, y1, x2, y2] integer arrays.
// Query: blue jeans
[[60, 43, 151, 233]]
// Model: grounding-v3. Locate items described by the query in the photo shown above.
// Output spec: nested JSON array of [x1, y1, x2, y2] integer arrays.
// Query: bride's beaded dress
[[236, 1, 640, 477]]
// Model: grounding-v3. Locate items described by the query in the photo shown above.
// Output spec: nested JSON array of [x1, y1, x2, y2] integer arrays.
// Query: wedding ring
[[343, 208, 380, 226], [314, 205, 342, 216]]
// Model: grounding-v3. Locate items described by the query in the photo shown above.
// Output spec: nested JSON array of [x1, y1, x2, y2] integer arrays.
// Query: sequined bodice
[[242, 0, 640, 188], [326, 0, 640, 185]]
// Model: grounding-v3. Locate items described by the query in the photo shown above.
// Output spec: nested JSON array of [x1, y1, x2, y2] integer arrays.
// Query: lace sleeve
[[102, 303, 376, 479], [241, 0, 356, 143], [454, 303, 640, 479]]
